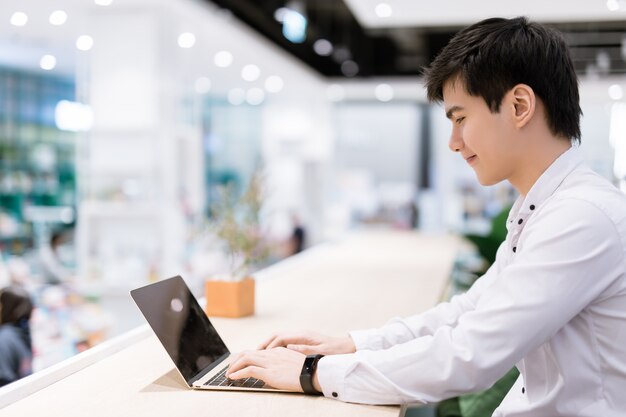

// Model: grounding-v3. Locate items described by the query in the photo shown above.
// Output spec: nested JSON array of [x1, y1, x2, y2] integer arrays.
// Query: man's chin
[[475, 174, 503, 187]]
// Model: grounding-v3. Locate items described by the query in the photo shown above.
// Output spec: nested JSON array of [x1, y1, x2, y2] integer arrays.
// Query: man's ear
[[510, 84, 535, 129]]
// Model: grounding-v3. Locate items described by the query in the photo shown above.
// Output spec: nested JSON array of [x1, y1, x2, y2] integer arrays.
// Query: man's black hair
[[424, 16, 582, 143]]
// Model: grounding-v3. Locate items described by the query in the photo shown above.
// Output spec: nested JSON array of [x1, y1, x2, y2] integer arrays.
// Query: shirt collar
[[507, 146, 584, 230]]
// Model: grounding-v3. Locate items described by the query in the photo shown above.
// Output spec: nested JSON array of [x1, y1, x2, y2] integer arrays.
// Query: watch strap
[[300, 354, 324, 395]]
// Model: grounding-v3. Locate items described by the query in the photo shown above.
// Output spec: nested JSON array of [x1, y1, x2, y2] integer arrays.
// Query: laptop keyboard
[[204, 365, 268, 389]]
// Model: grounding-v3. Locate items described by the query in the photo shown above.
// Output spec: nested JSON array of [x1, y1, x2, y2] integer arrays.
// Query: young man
[[226, 17, 626, 416]]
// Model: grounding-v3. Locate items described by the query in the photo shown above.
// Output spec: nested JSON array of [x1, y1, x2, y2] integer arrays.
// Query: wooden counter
[[0, 230, 459, 417]]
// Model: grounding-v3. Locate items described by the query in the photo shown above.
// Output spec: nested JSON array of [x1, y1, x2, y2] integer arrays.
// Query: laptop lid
[[130, 275, 230, 386]]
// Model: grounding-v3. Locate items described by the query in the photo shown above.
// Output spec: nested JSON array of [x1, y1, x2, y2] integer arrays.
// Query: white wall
[[579, 76, 626, 182], [72, 0, 335, 284], [334, 103, 421, 183], [260, 93, 333, 245]]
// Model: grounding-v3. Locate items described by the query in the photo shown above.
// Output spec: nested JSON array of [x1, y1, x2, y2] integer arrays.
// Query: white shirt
[[317, 147, 626, 417]]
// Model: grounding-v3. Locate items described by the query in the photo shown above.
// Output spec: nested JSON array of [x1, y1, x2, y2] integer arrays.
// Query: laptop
[[130, 275, 289, 392]]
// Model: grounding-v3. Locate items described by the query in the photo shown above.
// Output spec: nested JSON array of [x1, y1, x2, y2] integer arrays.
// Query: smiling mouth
[[465, 155, 477, 164]]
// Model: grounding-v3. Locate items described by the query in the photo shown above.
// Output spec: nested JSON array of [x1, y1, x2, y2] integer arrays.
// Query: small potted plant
[[204, 173, 269, 318]]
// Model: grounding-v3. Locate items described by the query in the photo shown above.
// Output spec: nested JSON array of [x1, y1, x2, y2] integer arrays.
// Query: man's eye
[[455, 117, 465, 125]]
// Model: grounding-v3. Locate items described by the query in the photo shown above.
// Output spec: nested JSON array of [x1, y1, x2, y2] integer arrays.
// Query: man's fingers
[[266, 334, 314, 350], [286, 344, 319, 355], [259, 333, 299, 349], [257, 334, 278, 350], [227, 351, 264, 376], [225, 347, 307, 392], [227, 365, 266, 381], [265, 335, 292, 349], [266, 337, 289, 349]]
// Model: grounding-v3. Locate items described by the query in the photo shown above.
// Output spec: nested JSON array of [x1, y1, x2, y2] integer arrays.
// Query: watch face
[[302, 356, 314, 374], [302, 355, 323, 374]]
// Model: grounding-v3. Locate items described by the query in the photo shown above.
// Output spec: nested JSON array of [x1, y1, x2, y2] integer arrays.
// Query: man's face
[[442, 78, 519, 186]]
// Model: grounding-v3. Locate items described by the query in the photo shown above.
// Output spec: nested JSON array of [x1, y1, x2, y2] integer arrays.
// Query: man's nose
[[448, 127, 463, 153]]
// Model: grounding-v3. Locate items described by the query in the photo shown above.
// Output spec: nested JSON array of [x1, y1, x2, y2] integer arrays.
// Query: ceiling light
[[606, 0, 620, 11], [55, 101, 94, 132], [76, 35, 94, 51], [40, 55, 57, 71], [195, 77, 211, 94], [214, 51, 233, 68], [282, 9, 307, 43], [326, 84, 345, 102], [265, 76, 284, 93], [341, 60, 359, 77], [332, 46, 351, 63], [10, 12, 28, 27], [313, 39, 333, 56], [375, 3, 393, 18], [241, 64, 260, 82], [246, 88, 265, 106], [49, 10, 68, 26], [274, 7, 288, 22], [178, 32, 196, 49], [94, 0, 113, 5], [375, 84, 394, 102], [609, 84, 624, 100], [228, 88, 246, 106]]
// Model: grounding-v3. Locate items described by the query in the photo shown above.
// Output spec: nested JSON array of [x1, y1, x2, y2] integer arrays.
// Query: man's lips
[[464, 154, 477, 164]]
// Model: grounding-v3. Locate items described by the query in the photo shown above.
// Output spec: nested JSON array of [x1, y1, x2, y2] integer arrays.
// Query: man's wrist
[[344, 335, 357, 353], [313, 370, 322, 393]]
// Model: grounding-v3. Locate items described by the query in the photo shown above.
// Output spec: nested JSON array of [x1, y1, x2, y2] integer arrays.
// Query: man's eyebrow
[[445, 105, 464, 120]]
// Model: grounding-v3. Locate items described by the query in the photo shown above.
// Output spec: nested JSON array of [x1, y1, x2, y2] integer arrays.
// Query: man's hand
[[226, 347, 306, 392], [258, 331, 356, 355]]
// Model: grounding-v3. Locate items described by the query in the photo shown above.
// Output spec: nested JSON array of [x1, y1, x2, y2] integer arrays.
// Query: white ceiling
[[1, 0, 623, 90], [0, 0, 326, 97], [344, 0, 626, 28], [0, 0, 160, 75]]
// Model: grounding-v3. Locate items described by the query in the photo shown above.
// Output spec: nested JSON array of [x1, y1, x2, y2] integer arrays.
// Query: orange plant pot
[[205, 277, 255, 318]]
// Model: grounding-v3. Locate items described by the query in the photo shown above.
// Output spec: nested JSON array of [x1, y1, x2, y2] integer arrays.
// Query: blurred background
[[0, 0, 624, 374]]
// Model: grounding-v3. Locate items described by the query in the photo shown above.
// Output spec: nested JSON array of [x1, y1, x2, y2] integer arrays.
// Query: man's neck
[[509, 137, 572, 196]]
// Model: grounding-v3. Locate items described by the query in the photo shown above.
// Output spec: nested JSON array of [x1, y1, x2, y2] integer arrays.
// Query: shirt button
[[332, 392, 338, 398], [522, 387, 525, 394], [513, 247, 517, 253], [529, 205, 535, 210], [518, 219, 523, 225]]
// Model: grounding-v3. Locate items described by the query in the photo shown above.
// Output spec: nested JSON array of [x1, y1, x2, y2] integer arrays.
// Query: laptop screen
[[131, 276, 230, 384]]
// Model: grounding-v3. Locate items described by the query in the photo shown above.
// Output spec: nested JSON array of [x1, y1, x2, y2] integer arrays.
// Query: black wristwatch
[[300, 354, 324, 395]]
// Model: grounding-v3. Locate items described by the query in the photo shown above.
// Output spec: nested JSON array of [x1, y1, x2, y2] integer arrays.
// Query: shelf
[[0, 68, 77, 254]]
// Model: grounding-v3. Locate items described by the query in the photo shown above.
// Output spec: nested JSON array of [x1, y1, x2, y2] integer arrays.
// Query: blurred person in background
[[288, 214, 306, 255], [39, 228, 75, 284], [0, 285, 34, 386]]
